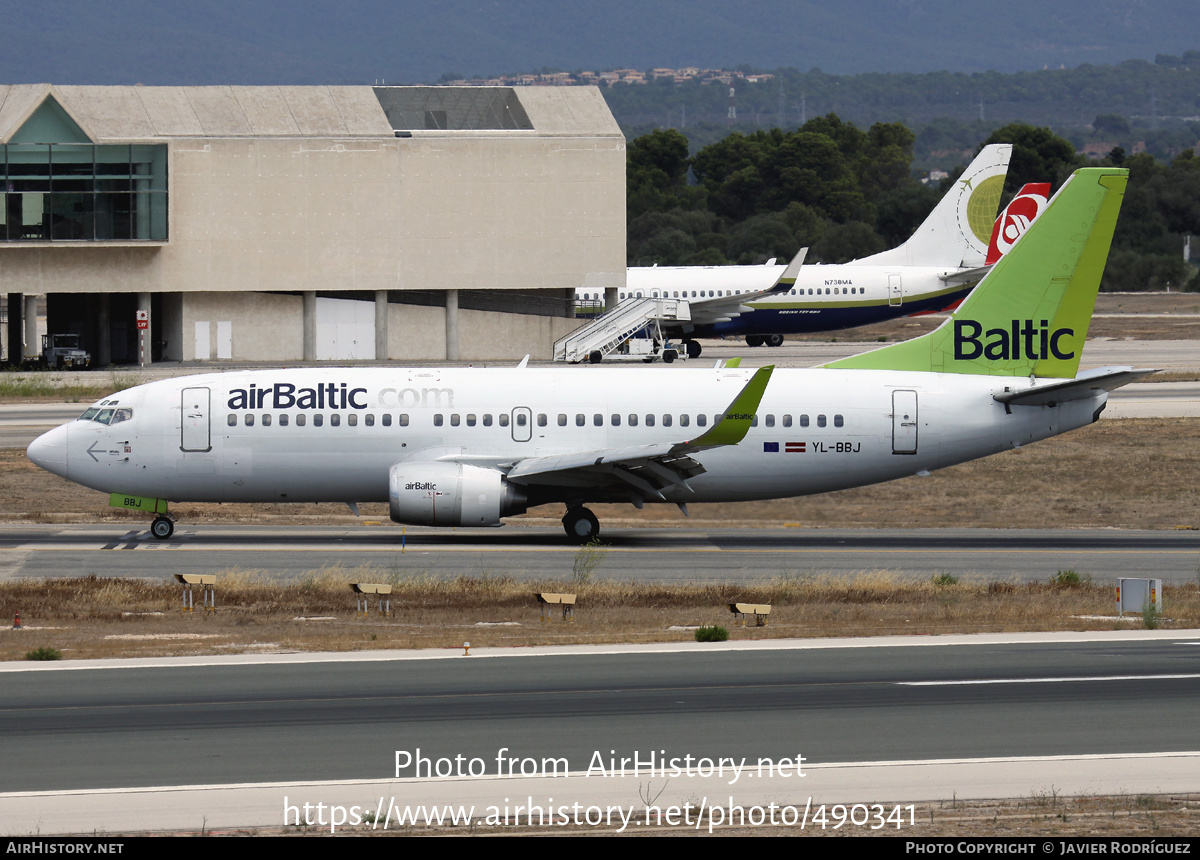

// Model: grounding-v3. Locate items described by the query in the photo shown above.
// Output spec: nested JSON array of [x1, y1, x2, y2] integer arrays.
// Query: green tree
[[982, 123, 1080, 193]]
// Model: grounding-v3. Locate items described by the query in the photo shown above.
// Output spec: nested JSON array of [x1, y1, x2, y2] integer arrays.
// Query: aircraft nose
[[27, 424, 70, 478]]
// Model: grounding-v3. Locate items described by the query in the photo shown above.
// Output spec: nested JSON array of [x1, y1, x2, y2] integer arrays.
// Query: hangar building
[[0, 84, 625, 364]]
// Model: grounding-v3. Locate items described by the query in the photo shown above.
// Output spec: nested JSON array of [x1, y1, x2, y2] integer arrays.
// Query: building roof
[[0, 84, 621, 143]]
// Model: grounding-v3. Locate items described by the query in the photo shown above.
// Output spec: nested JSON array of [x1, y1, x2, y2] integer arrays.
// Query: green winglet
[[689, 365, 774, 448], [725, 357, 742, 368], [824, 168, 1128, 379]]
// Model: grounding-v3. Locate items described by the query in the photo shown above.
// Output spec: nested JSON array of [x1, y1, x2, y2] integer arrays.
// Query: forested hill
[[603, 54, 1200, 162]]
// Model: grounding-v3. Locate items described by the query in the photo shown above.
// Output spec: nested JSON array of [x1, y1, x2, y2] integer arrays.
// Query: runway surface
[[1, 632, 1197, 833], [2, 524, 1199, 583]]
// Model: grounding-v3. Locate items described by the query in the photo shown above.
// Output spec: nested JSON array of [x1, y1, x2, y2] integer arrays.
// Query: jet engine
[[388, 461, 527, 527]]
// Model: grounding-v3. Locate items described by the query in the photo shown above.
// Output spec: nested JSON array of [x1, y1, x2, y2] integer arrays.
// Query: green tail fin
[[826, 167, 1128, 379]]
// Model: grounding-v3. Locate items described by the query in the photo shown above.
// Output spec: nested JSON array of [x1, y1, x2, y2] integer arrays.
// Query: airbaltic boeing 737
[[28, 168, 1141, 541]]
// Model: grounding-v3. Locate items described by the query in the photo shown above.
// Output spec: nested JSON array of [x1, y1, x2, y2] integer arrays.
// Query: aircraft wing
[[504, 366, 774, 499], [993, 367, 1158, 407], [686, 250, 806, 326]]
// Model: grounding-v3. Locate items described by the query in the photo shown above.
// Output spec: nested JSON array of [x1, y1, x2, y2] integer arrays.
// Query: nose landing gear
[[150, 515, 176, 540]]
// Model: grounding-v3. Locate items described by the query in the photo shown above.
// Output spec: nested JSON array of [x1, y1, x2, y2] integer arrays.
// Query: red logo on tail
[[985, 183, 1051, 265]]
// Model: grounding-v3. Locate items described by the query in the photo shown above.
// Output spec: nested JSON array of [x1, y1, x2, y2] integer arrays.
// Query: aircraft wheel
[[662, 349, 677, 363], [562, 507, 600, 543], [685, 340, 702, 359], [151, 516, 174, 540], [589, 350, 602, 364], [766, 334, 785, 347], [746, 335, 764, 347]]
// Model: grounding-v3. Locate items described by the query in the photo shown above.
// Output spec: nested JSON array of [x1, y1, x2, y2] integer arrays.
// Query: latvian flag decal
[[785, 442, 806, 453]]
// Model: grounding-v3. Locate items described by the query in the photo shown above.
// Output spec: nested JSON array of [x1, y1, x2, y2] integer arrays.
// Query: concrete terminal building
[[0, 84, 625, 365]]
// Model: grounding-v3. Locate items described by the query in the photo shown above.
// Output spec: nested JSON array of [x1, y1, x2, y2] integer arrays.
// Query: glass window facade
[[0, 144, 167, 241]]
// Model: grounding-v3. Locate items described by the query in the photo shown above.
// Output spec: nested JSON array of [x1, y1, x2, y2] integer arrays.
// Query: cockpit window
[[80, 407, 133, 426]]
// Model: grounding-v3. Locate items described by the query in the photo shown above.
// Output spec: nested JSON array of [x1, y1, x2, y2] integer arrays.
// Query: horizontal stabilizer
[[939, 265, 989, 285], [993, 367, 1158, 407]]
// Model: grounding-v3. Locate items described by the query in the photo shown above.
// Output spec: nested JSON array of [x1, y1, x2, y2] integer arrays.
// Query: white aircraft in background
[[587, 144, 1019, 357], [28, 168, 1142, 542]]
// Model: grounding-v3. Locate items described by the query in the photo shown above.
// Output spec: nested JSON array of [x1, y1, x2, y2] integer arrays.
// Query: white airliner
[[28, 167, 1142, 542], [592, 144, 1016, 356]]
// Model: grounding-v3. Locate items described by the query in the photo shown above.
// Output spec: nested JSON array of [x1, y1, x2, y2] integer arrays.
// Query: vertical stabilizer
[[825, 168, 1128, 379], [856, 143, 1012, 269]]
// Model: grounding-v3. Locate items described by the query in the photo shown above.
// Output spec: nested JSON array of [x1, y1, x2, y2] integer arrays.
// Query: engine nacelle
[[388, 461, 527, 527]]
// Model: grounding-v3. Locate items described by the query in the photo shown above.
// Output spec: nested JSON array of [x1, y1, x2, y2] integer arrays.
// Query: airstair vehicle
[[553, 297, 692, 364]]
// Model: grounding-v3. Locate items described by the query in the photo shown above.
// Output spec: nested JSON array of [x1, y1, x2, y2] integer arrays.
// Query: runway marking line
[[902, 673, 1200, 686]]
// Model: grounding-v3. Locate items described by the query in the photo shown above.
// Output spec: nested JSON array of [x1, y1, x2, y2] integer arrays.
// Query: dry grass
[[4, 568, 1197, 661], [0, 369, 144, 402]]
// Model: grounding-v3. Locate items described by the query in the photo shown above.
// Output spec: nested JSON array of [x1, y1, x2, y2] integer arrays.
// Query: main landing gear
[[562, 506, 600, 543], [745, 334, 785, 347], [150, 515, 176, 540], [684, 340, 702, 359]]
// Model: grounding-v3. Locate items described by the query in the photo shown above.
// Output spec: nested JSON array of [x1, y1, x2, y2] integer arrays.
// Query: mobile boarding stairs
[[553, 297, 691, 364]]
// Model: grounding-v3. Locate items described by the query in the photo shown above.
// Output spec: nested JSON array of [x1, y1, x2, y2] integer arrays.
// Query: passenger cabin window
[[280, 414, 290, 426], [782, 415, 792, 428], [262, 414, 272, 426], [817, 414, 827, 428], [399, 414, 409, 426], [466, 414, 476, 426], [834, 414, 844, 427], [227, 414, 237, 427], [434, 414, 443, 426], [381, 414, 392, 427], [450, 414, 460, 426], [330, 414, 340, 427], [557, 414, 567, 427], [576, 414, 585, 427], [297, 414, 306, 426], [244, 414, 254, 427], [499, 414, 510, 427], [799, 414, 809, 427], [346, 414, 356, 427], [364, 414, 374, 426], [314, 414, 323, 427]]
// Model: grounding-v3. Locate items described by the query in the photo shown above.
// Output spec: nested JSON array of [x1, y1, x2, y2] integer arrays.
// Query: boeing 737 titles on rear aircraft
[[28, 168, 1146, 541]]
